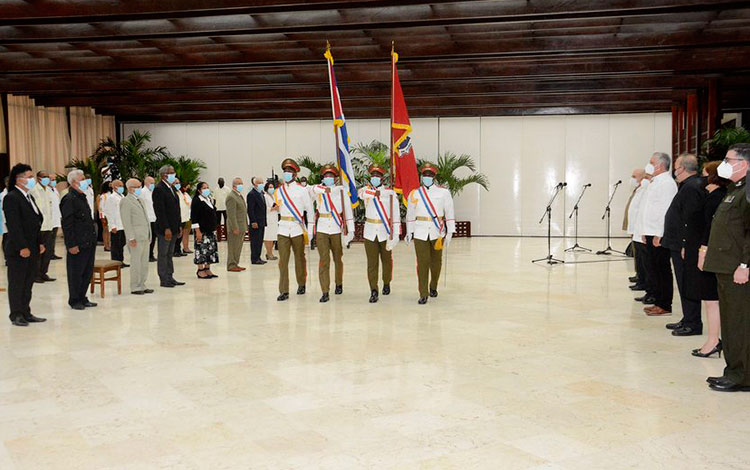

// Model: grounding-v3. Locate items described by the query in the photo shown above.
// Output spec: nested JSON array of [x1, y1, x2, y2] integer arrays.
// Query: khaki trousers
[[317, 232, 343, 293], [414, 238, 442, 298], [226, 231, 245, 270], [278, 234, 306, 294], [364, 239, 392, 290], [127, 239, 150, 292]]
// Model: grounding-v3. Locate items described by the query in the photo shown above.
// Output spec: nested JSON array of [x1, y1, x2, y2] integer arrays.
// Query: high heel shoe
[[692, 340, 722, 358], [196, 268, 211, 279]]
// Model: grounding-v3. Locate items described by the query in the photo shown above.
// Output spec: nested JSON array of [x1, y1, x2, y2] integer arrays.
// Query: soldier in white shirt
[[313, 165, 354, 303], [138, 175, 158, 262], [48, 178, 63, 260], [103, 179, 127, 266], [626, 170, 651, 297], [213, 178, 231, 230], [358, 165, 400, 304], [30, 171, 56, 282], [637, 152, 678, 315], [406, 163, 455, 304], [274, 159, 314, 301]]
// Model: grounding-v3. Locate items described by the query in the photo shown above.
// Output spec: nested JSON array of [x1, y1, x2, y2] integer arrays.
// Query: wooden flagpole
[[389, 41, 395, 242]]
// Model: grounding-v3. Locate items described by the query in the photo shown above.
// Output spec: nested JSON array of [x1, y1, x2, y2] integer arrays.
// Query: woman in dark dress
[[695, 161, 729, 357], [190, 181, 219, 279]]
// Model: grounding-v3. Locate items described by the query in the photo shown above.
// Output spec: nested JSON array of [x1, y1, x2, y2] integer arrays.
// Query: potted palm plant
[[701, 126, 750, 161]]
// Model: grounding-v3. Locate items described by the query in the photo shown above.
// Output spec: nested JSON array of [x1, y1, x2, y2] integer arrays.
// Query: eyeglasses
[[723, 157, 741, 163]]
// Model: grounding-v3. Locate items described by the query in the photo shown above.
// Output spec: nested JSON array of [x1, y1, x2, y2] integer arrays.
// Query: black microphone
[[584, 183, 592, 187], [614, 180, 622, 186], [562, 182, 568, 187]]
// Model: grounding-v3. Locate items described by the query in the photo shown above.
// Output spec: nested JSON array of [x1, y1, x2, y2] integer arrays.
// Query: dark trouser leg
[[38, 230, 54, 276], [157, 234, 176, 283], [110, 230, 125, 262], [670, 250, 702, 330], [278, 235, 291, 294], [634, 242, 648, 287], [654, 245, 673, 311], [414, 239, 431, 298], [330, 234, 344, 287], [317, 232, 331, 293], [7, 255, 34, 322], [717, 273, 750, 386], [291, 234, 306, 288], [149, 222, 157, 258], [641, 239, 656, 297], [364, 239, 380, 290], [379, 240, 392, 286], [51, 227, 59, 257], [67, 245, 96, 306], [174, 231, 183, 255], [226, 232, 243, 270], [428, 239, 443, 291], [250, 227, 264, 263]]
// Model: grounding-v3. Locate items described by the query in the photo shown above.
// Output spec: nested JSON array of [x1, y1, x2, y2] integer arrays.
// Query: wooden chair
[[90, 260, 122, 298]]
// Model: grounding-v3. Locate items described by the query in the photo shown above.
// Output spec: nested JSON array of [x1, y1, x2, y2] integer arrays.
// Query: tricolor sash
[[417, 186, 445, 250], [319, 190, 342, 228], [279, 184, 309, 243], [372, 190, 392, 235]]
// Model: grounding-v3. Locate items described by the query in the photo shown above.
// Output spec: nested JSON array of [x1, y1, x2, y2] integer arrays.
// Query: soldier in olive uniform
[[702, 144, 750, 392]]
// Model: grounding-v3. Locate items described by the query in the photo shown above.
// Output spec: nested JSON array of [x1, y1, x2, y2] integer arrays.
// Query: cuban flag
[[324, 45, 359, 208]]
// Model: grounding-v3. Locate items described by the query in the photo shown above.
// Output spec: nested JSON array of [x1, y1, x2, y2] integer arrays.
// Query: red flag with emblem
[[390, 47, 420, 205]]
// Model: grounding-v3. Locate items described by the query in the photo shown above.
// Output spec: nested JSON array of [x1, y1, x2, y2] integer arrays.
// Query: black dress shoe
[[320, 293, 329, 303], [41, 274, 56, 282], [251, 260, 266, 265], [172, 280, 185, 286], [429, 289, 438, 298], [83, 301, 98, 307], [666, 321, 684, 330], [11, 318, 29, 327], [707, 375, 727, 385], [629, 284, 646, 291], [635, 295, 656, 304], [672, 326, 702, 337], [132, 290, 145, 295], [382, 284, 390, 296], [277, 293, 289, 301], [628, 276, 639, 283], [26, 315, 46, 323], [34, 277, 46, 284], [418, 297, 428, 305], [120, 263, 130, 268], [70, 304, 85, 311], [297, 286, 305, 295], [692, 341, 722, 358], [149, 257, 157, 262], [144, 289, 154, 294], [709, 381, 750, 392], [160, 282, 175, 288], [335, 285, 343, 295], [369, 290, 379, 303], [51, 255, 63, 260]]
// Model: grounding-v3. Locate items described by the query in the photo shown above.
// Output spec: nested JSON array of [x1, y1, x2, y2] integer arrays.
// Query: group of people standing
[[624, 145, 750, 392]]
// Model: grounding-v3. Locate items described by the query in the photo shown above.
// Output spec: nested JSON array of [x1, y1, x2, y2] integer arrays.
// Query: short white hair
[[653, 152, 671, 171], [67, 169, 84, 185]]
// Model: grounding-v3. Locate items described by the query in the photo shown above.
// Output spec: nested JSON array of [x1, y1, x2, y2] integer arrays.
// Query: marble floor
[[0, 236, 747, 469]]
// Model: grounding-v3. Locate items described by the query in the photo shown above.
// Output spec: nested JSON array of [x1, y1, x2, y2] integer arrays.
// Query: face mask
[[50, 180, 57, 188], [283, 172, 294, 183], [644, 163, 655, 175], [717, 160, 735, 179], [236, 184, 243, 193], [24, 177, 36, 190], [256, 184, 264, 192], [323, 177, 335, 187], [40, 177, 50, 186], [268, 187, 275, 195], [630, 177, 638, 187], [116, 186, 125, 194], [641, 179, 650, 189], [79, 180, 90, 191], [149, 183, 155, 191], [202, 188, 211, 197], [166, 173, 176, 184], [86, 178, 92, 186], [173, 183, 181, 191], [422, 176, 434, 187], [134, 188, 142, 196], [370, 176, 381, 187]]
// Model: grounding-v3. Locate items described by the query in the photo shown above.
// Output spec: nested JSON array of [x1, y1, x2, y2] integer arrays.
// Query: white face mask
[[630, 177, 638, 187], [644, 163, 655, 175], [717, 160, 735, 179]]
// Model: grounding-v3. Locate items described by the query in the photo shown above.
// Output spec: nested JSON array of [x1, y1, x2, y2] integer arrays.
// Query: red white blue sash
[[372, 189, 392, 235], [321, 190, 342, 228], [417, 186, 444, 235], [279, 184, 304, 225]]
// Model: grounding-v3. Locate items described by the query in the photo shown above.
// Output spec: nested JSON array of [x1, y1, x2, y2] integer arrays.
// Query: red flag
[[391, 48, 420, 205]]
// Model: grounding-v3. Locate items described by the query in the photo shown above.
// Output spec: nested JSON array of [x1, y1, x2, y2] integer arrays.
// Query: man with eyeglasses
[[702, 144, 750, 392]]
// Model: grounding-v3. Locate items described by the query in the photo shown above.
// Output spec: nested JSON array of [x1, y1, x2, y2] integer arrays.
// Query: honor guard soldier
[[702, 144, 750, 392], [313, 165, 354, 303], [274, 158, 314, 301], [358, 165, 400, 303], [406, 162, 455, 305]]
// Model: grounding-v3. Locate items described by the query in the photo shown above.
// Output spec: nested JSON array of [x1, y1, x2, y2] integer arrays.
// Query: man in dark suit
[[247, 177, 267, 265], [662, 154, 706, 337], [60, 169, 98, 310], [4, 163, 46, 327], [152, 165, 185, 288]]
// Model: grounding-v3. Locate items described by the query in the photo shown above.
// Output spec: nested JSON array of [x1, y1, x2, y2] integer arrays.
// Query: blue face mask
[[268, 187, 275, 195], [166, 173, 176, 184], [422, 176, 434, 187], [149, 183, 155, 191], [116, 186, 125, 194], [79, 180, 90, 191], [50, 180, 57, 188], [134, 188, 142, 196], [86, 178, 92, 186], [24, 178, 36, 190], [236, 184, 243, 193], [40, 177, 50, 186], [283, 172, 294, 183], [323, 177, 335, 187], [370, 176, 381, 187], [173, 183, 181, 191], [201, 188, 211, 198], [256, 184, 264, 192]]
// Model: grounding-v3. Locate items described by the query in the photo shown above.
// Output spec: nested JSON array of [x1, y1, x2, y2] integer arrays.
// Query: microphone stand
[[532, 184, 565, 265], [565, 184, 592, 252], [596, 181, 626, 255]]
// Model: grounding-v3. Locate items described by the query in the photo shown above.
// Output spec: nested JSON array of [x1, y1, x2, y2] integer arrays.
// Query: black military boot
[[382, 284, 390, 295], [319, 292, 329, 303], [429, 289, 438, 298], [335, 285, 343, 295], [369, 290, 379, 303], [297, 285, 306, 295], [277, 293, 289, 301], [418, 297, 428, 305]]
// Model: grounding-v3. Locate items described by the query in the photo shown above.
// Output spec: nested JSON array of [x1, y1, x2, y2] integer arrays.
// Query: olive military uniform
[[704, 178, 750, 386]]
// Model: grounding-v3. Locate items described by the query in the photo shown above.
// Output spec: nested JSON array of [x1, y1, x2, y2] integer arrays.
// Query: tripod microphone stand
[[565, 184, 592, 252], [596, 180, 626, 255], [533, 183, 566, 265]]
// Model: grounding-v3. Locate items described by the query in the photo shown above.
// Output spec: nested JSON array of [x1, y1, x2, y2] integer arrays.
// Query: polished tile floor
[[0, 237, 747, 469]]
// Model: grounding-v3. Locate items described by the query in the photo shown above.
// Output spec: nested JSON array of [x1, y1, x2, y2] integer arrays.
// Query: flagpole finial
[[326, 40, 331, 51], [324, 41, 333, 62]]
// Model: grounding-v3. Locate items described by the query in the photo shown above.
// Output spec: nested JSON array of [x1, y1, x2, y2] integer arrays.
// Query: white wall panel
[[411, 118, 439, 161], [217, 122, 251, 186], [286, 120, 322, 164], [184, 122, 220, 186], [439, 117, 481, 230], [251, 121, 286, 180], [479, 117, 522, 236]]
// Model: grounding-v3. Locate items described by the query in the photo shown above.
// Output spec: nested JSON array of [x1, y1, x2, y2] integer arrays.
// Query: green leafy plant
[[93, 130, 171, 181], [163, 155, 207, 189], [297, 156, 326, 185], [702, 126, 750, 161], [417, 152, 489, 197], [351, 140, 390, 185], [65, 152, 108, 197]]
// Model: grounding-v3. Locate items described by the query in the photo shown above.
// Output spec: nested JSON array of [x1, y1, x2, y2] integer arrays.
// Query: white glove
[[405, 233, 413, 245], [443, 232, 452, 248], [343, 231, 354, 247], [386, 237, 398, 251]]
